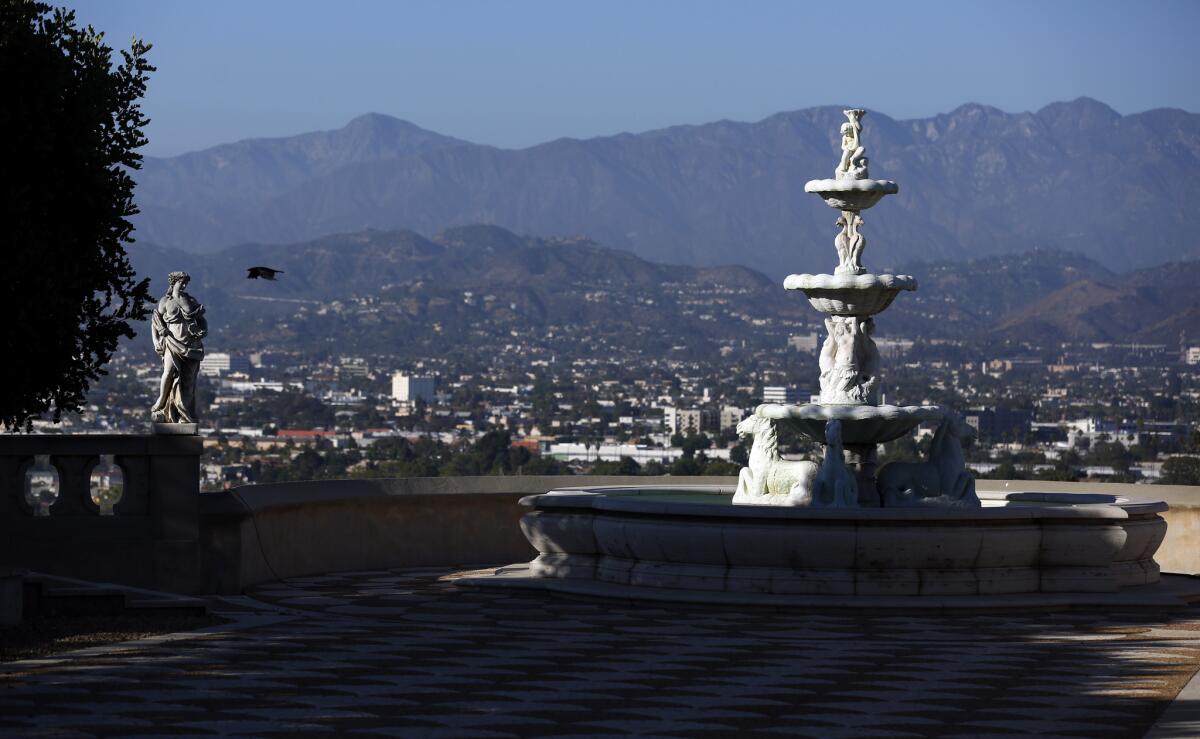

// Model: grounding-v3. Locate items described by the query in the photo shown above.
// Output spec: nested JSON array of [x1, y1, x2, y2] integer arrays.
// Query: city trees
[[1, 2, 153, 429], [1162, 457, 1200, 487]]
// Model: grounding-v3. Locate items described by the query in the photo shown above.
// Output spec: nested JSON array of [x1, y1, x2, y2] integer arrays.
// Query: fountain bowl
[[804, 178, 898, 210], [783, 273, 917, 316], [756, 402, 944, 446], [492, 485, 1173, 606]]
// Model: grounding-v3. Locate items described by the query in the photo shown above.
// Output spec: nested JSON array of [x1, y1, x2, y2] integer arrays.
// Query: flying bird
[[247, 266, 284, 280]]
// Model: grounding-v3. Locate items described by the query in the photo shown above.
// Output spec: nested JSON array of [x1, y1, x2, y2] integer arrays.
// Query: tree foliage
[[1, 2, 153, 428], [1161, 457, 1200, 487]]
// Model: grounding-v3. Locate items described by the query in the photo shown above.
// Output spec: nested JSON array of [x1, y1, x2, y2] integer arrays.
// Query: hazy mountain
[[131, 99, 1200, 277], [127, 226, 1199, 352]]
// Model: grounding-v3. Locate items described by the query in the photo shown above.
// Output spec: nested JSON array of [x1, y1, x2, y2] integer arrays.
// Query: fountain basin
[[804, 178, 898, 210], [783, 273, 917, 315], [513, 486, 1168, 602], [757, 402, 944, 445]]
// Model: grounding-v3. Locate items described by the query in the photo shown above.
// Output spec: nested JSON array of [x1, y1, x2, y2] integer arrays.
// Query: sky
[[69, 0, 1200, 157]]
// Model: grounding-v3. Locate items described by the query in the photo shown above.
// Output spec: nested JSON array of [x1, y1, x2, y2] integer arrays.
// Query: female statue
[[150, 271, 207, 423]]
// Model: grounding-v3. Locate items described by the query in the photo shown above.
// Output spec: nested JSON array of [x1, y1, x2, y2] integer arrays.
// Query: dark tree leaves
[[1, 1, 154, 429]]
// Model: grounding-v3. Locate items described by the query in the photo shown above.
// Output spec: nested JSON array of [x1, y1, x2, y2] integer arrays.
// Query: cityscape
[[5, 1, 1200, 736], [60, 290, 1200, 490]]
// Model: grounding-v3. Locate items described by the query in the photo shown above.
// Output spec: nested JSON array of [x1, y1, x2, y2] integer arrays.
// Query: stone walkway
[[3, 567, 1200, 737]]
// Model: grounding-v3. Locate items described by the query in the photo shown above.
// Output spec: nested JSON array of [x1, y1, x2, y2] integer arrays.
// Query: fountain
[[469, 110, 1175, 607]]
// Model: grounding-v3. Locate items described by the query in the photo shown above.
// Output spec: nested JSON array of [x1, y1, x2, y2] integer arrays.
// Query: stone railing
[[0, 434, 203, 594]]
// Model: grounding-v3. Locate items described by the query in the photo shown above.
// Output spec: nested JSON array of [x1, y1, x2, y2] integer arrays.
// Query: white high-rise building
[[762, 386, 801, 404], [391, 373, 435, 403], [199, 352, 252, 377]]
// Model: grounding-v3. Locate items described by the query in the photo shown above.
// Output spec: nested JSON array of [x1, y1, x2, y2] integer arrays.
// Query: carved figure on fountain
[[791, 420, 858, 508], [878, 417, 980, 508], [834, 211, 867, 275], [733, 414, 817, 506], [836, 109, 868, 180], [818, 316, 880, 405]]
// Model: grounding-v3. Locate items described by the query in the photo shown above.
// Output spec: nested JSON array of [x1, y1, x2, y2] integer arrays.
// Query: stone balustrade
[[0, 434, 203, 594]]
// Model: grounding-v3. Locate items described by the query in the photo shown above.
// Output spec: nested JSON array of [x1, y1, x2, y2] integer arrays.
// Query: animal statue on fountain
[[733, 414, 817, 506], [836, 108, 869, 180], [818, 316, 880, 405], [834, 212, 867, 275], [878, 417, 980, 507], [791, 420, 858, 508]]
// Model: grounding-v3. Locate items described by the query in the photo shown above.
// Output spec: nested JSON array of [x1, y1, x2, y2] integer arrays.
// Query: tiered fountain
[[733, 108, 969, 510], [473, 110, 1174, 607]]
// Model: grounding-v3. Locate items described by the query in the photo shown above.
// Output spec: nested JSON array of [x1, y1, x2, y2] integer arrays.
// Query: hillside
[[990, 261, 1200, 343], [131, 99, 1200, 277], [127, 226, 793, 359], [127, 226, 1200, 354]]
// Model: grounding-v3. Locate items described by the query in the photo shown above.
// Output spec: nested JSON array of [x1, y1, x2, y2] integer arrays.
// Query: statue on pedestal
[[150, 271, 206, 425]]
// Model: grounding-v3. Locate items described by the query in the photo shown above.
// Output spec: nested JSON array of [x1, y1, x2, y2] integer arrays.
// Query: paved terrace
[[4, 566, 1200, 737]]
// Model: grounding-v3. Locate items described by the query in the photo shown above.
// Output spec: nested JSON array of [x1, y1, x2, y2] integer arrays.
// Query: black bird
[[247, 266, 284, 280]]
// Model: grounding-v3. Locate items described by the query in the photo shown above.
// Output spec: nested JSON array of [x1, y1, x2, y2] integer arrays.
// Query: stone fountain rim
[[755, 402, 946, 423], [783, 273, 918, 292], [805, 178, 899, 193], [520, 485, 1169, 520]]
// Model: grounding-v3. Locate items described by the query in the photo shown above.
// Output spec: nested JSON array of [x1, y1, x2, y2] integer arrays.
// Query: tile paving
[[2, 566, 1200, 737]]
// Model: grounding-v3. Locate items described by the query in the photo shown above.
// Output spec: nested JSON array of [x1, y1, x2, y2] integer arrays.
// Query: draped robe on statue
[[149, 291, 207, 423]]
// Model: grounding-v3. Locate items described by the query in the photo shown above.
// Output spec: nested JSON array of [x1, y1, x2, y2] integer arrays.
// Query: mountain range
[[128, 226, 1200, 351], [131, 99, 1200, 278]]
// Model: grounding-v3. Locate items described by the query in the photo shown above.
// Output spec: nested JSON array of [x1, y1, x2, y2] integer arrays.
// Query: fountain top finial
[[835, 109, 869, 180]]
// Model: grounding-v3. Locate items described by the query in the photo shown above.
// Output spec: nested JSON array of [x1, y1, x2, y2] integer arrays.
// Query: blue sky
[[70, 0, 1200, 157]]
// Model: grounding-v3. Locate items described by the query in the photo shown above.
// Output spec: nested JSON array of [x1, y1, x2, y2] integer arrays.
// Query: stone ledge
[[463, 564, 1200, 612]]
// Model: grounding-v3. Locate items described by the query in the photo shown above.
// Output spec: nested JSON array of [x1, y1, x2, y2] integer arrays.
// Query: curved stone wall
[[198, 476, 1200, 594], [199, 476, 735, 593]]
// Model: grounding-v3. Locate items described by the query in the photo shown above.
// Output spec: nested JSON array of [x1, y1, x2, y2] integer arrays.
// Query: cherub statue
[[835, 109, 869, 179]]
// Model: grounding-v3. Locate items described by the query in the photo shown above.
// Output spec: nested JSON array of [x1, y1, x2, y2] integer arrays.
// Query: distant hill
[[131, 99, 1200, 277], [127, 225, 789, 359], [989, 261, 1200, 343], [128, 226, 1200, 353]]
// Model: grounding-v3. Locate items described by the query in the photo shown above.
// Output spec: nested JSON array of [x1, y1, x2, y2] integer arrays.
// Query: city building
[[663, 407, 704, 435], [762, 386, 802, 404], [787, 333, 819, 352], [963, 407, 1034, 442], [199, 352, 252, 377], [391, 373, 436, 404], [719, 405, 745, 432]]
